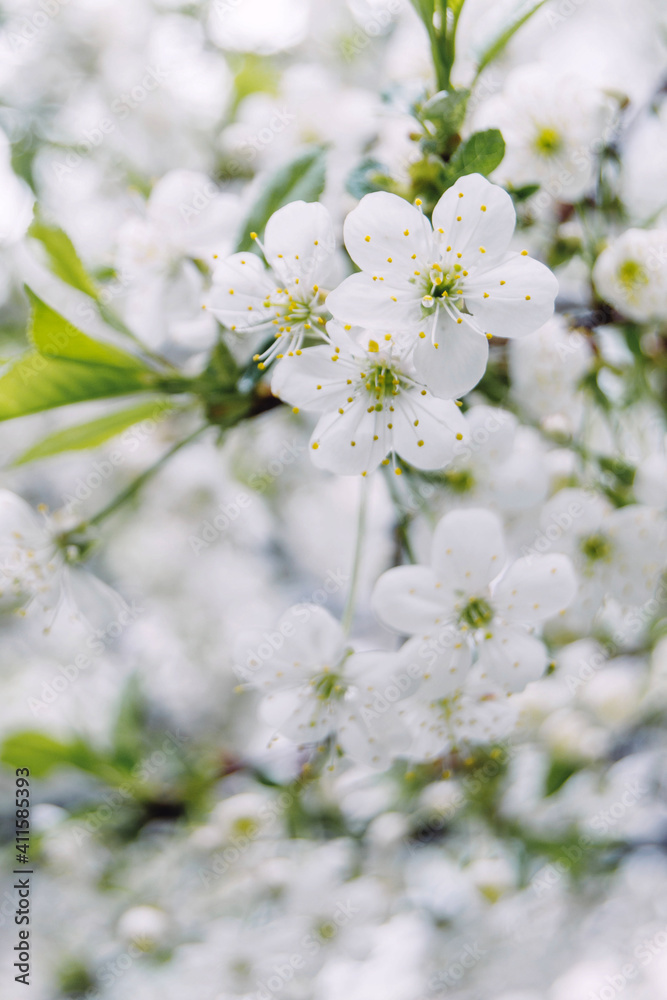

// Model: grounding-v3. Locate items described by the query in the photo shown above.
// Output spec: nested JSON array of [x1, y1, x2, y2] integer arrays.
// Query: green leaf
[[13, 399, 171, 465], [1, 731, 106, 779], [111, 676, 147, 769], [29, 219, 99, 300], [0, 353, 153, 422], [206, 337, 240, 391], [548, 234, 583, 270], [27, 289, 148, 370], [474, 1, 548, 79], [444, 128, 505, 186], [0, 293, 157, 423], [509, 182, 541, 203], [421, 88, 470, 138], [346, 158, 395, 200], [236, 146, 327, 253], [545, 758, 580, 796]]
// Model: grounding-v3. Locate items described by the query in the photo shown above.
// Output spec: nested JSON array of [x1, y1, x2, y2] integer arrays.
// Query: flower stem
[[83, 424, 208, 531], [383, 466, 417, 565], [341, 475, 370, 636]]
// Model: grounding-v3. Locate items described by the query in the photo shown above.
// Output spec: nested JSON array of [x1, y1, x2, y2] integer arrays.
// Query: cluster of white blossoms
[[208, 173, 558, 474], [3, 1, 667, 998], [237, 510, 578, 765]]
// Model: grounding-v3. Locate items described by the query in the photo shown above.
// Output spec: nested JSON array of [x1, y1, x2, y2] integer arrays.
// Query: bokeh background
[[1, 1, 667, 999]]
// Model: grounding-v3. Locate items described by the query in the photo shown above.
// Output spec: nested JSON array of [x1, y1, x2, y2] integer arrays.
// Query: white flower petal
[[464, 251, 558, 338], [326, 271, 418, 330], [343, 191, 433, 276], [413, 316, 489, 399], [271, 345, 353, 411], [431, 173, 516, 261], [234, 604, 346, 692], [410, 634, 473, 700], [493, 554, 577, 625], [208, 251, 273, 326], [263, 200, 335, 280], [431, 508, 506, 596], [261, 687, 338, 743], [338, 692, 411, 768], [392, 395, 466, 470], [310, 399, 386, 475], [475, 624, 548, 692], [371, 565, 445, 634]]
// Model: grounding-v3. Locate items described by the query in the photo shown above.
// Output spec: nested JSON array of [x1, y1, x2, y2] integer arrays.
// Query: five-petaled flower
[[327, 173, 559, 399], [271, 322, 468, 476], [206, 200, 336, 368], [372, 508, 577, 692]]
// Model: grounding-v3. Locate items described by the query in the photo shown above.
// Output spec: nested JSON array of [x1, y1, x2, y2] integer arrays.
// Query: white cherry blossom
[[271, 322, 468, 476], [114, 169, 242, 350], [438, 404, 549, 512], [372, 508, 577, 693], [0, 490, 126, 633], [539, 489, 667, 612], [327, 173, 558, 399], [593, 228, 667, 322], [234, 604, 411, 768], [473, 65, 616, 204], [206, 199, 336, 366]]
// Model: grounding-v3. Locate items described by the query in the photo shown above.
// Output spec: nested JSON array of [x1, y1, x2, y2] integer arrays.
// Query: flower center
[[444, 467, 476, 493], [459, 596, 494, 629], [361, 358, 403, 405], [579, 532, 613, 563], [421, 261, 463, 311], [313, 671, 346, 701], [253, 284, 327, 368], [533, 126, 563, 157], [616, 259, 649, 294]]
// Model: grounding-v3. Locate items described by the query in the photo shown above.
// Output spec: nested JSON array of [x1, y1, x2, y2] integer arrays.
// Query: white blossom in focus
[[206, 200, 336, 366], [327, 173, 558, 399], [271, 322, 468, 475]]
